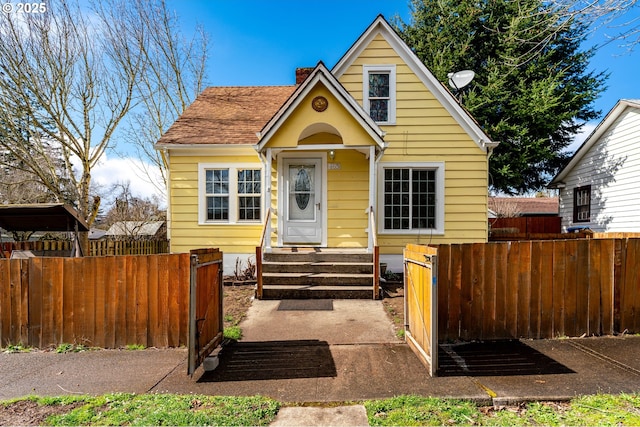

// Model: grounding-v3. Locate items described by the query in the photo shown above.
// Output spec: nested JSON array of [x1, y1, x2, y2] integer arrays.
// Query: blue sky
[[101, 1, 639, 202], [168, 0, 640, 142]]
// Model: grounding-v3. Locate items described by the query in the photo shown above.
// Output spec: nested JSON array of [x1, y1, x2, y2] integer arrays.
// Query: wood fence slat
[[103, 256, 116, 348], [41, 258, 55, 348], [147, 255, 159, 347], [564, 240, 579, 337], [506, 241, 520, 338], [482, 243, 496, 339], [62, 259, 74, 343], [93, 256, 107, 348], [28, 258, 43, 347], [613, 239, 626, 332], [158, 255, 170, 348], [448, 245, 463, 340], [178, 253, 190, 346], [530, 241, 542, 338], [125, 256, 137, 345], [588, 239, 603, 335], [135, 256, 149, 347], [539, 241, 554, 339], [84, 257, 96, 346], [622, 239, 640, 332], [494, 242, 508, 338], [49, 258, 64, 345], [470, 243, 484, 340], [460, 244, 473, 340], [552, 240, 566, 338], [0, 261, 10, 345], [114, 256, 128, 348], [599, 239, 615, 335], [575, 240, 590, 336], [168, 254, 180, 347], [517, 242, 532, 338], [436, 244, 450, 340], [70, 258, 84, 343]]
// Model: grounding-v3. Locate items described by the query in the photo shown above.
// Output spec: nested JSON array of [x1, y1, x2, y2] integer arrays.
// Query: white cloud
[[91, 154, 166, 208]]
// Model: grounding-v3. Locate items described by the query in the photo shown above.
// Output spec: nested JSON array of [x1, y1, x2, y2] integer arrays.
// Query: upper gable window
[[363, 65, 396, 125]]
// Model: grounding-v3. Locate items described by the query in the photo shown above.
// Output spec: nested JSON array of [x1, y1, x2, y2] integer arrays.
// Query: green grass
[[2, 343, 31, 353], [19, 393, 280, 426], [5, 393, 640, 426], [223, 326, 242, 340], [55, 343, 94, 353], [365, 394, 640, 426], [124, 344, 146, 350]]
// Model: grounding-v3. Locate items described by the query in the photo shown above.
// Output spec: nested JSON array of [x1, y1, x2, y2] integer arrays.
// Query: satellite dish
[[447, 70, 475, 90]]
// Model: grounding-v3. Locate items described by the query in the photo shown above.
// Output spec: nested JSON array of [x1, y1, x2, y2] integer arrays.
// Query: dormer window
[[363, 65, 396, 124]]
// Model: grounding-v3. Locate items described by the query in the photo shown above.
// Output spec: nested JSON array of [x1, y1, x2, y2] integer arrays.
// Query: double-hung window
[[200, 164, 262, 224], [363, 65, 396, 124], [205, 169, 229, 220], [378, 163, 444, 234], [237, 169, 261, 220], [573, 185, 591, 222]]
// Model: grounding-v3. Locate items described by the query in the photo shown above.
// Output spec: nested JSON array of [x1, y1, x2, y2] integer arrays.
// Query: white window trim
[[377, 162, 445, 235], [363, 64, 396, 125], [198, 163, 263, 225]]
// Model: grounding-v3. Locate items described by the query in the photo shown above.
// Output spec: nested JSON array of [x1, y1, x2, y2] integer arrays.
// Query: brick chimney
[[295, 67, 314, 85]]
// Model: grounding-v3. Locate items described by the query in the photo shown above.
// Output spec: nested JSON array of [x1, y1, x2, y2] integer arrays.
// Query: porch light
[[329, 150, 335, 160]]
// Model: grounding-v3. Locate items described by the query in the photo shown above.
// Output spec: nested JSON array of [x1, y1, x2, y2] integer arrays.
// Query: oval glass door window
[[294, 168, 311, 210]]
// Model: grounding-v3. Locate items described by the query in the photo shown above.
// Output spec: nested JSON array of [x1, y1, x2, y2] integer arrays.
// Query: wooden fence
[[404, 244, 438, 376], [0, 253, 193, 348], [489, 216, 561, 235], [436, 238, 640, 341], [1, 240, 169, 257]]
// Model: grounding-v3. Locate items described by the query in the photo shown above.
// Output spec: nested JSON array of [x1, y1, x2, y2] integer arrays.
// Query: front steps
[[258, 248, 378, 299]]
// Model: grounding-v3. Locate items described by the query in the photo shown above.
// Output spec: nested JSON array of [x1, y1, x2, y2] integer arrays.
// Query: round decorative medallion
[[312, 96, 328, 112]]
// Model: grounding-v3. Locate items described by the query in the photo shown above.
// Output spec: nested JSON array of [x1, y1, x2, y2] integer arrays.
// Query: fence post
[[188, 254, 198, 375]]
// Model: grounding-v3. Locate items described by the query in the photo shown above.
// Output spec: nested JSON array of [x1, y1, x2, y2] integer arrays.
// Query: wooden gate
[[188, 248, 224, 375], [404, 244, 438, 376]]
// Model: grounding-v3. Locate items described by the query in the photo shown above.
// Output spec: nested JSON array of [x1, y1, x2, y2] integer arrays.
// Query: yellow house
[[156, 16, 497, 299]]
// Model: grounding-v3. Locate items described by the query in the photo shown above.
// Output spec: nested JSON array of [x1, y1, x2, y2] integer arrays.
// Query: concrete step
[[262, 261, 373, 274], [261, 285, 374, 300], [264, 251, 372, 264], [261, 272, 374, 286]]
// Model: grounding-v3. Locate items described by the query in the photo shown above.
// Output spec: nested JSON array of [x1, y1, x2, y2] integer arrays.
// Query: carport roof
[[0, 204, 89, 232]]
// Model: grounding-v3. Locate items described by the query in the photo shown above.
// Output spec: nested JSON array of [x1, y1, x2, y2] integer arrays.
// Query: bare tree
[[93, 0, 208, 194], [0, 0, 207, 251], [0, 0, 141, 246]]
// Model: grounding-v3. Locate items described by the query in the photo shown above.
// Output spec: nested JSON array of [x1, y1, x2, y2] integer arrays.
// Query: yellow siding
[[168, 152, 265, 254], [326, 150, 369, 247], [339, 33, 489, 251]]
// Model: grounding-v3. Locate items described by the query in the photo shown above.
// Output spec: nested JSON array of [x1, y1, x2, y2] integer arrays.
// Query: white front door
[[282, 158, 323, 245]]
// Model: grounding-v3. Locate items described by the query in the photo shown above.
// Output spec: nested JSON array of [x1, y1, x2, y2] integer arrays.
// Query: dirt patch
[[381, 282, 405, 337], [223, 284, 255, 329], [0, 400, 84, 426]]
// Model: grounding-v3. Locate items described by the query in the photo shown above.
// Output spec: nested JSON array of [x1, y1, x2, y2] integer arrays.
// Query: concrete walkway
[[3, 299, 640, 425]]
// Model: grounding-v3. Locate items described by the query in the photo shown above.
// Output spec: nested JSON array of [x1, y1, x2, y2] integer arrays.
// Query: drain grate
[[277, 299, 333, 311]]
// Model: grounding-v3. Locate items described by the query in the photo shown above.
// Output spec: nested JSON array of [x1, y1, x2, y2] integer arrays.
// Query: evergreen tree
[[396, 0, 607, 194]]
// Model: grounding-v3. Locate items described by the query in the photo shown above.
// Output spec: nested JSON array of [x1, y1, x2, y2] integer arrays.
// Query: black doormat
[[277, 299, 333, 311]]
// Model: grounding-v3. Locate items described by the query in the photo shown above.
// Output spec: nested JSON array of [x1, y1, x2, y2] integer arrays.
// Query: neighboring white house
[[548, 99, 640, 232]]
